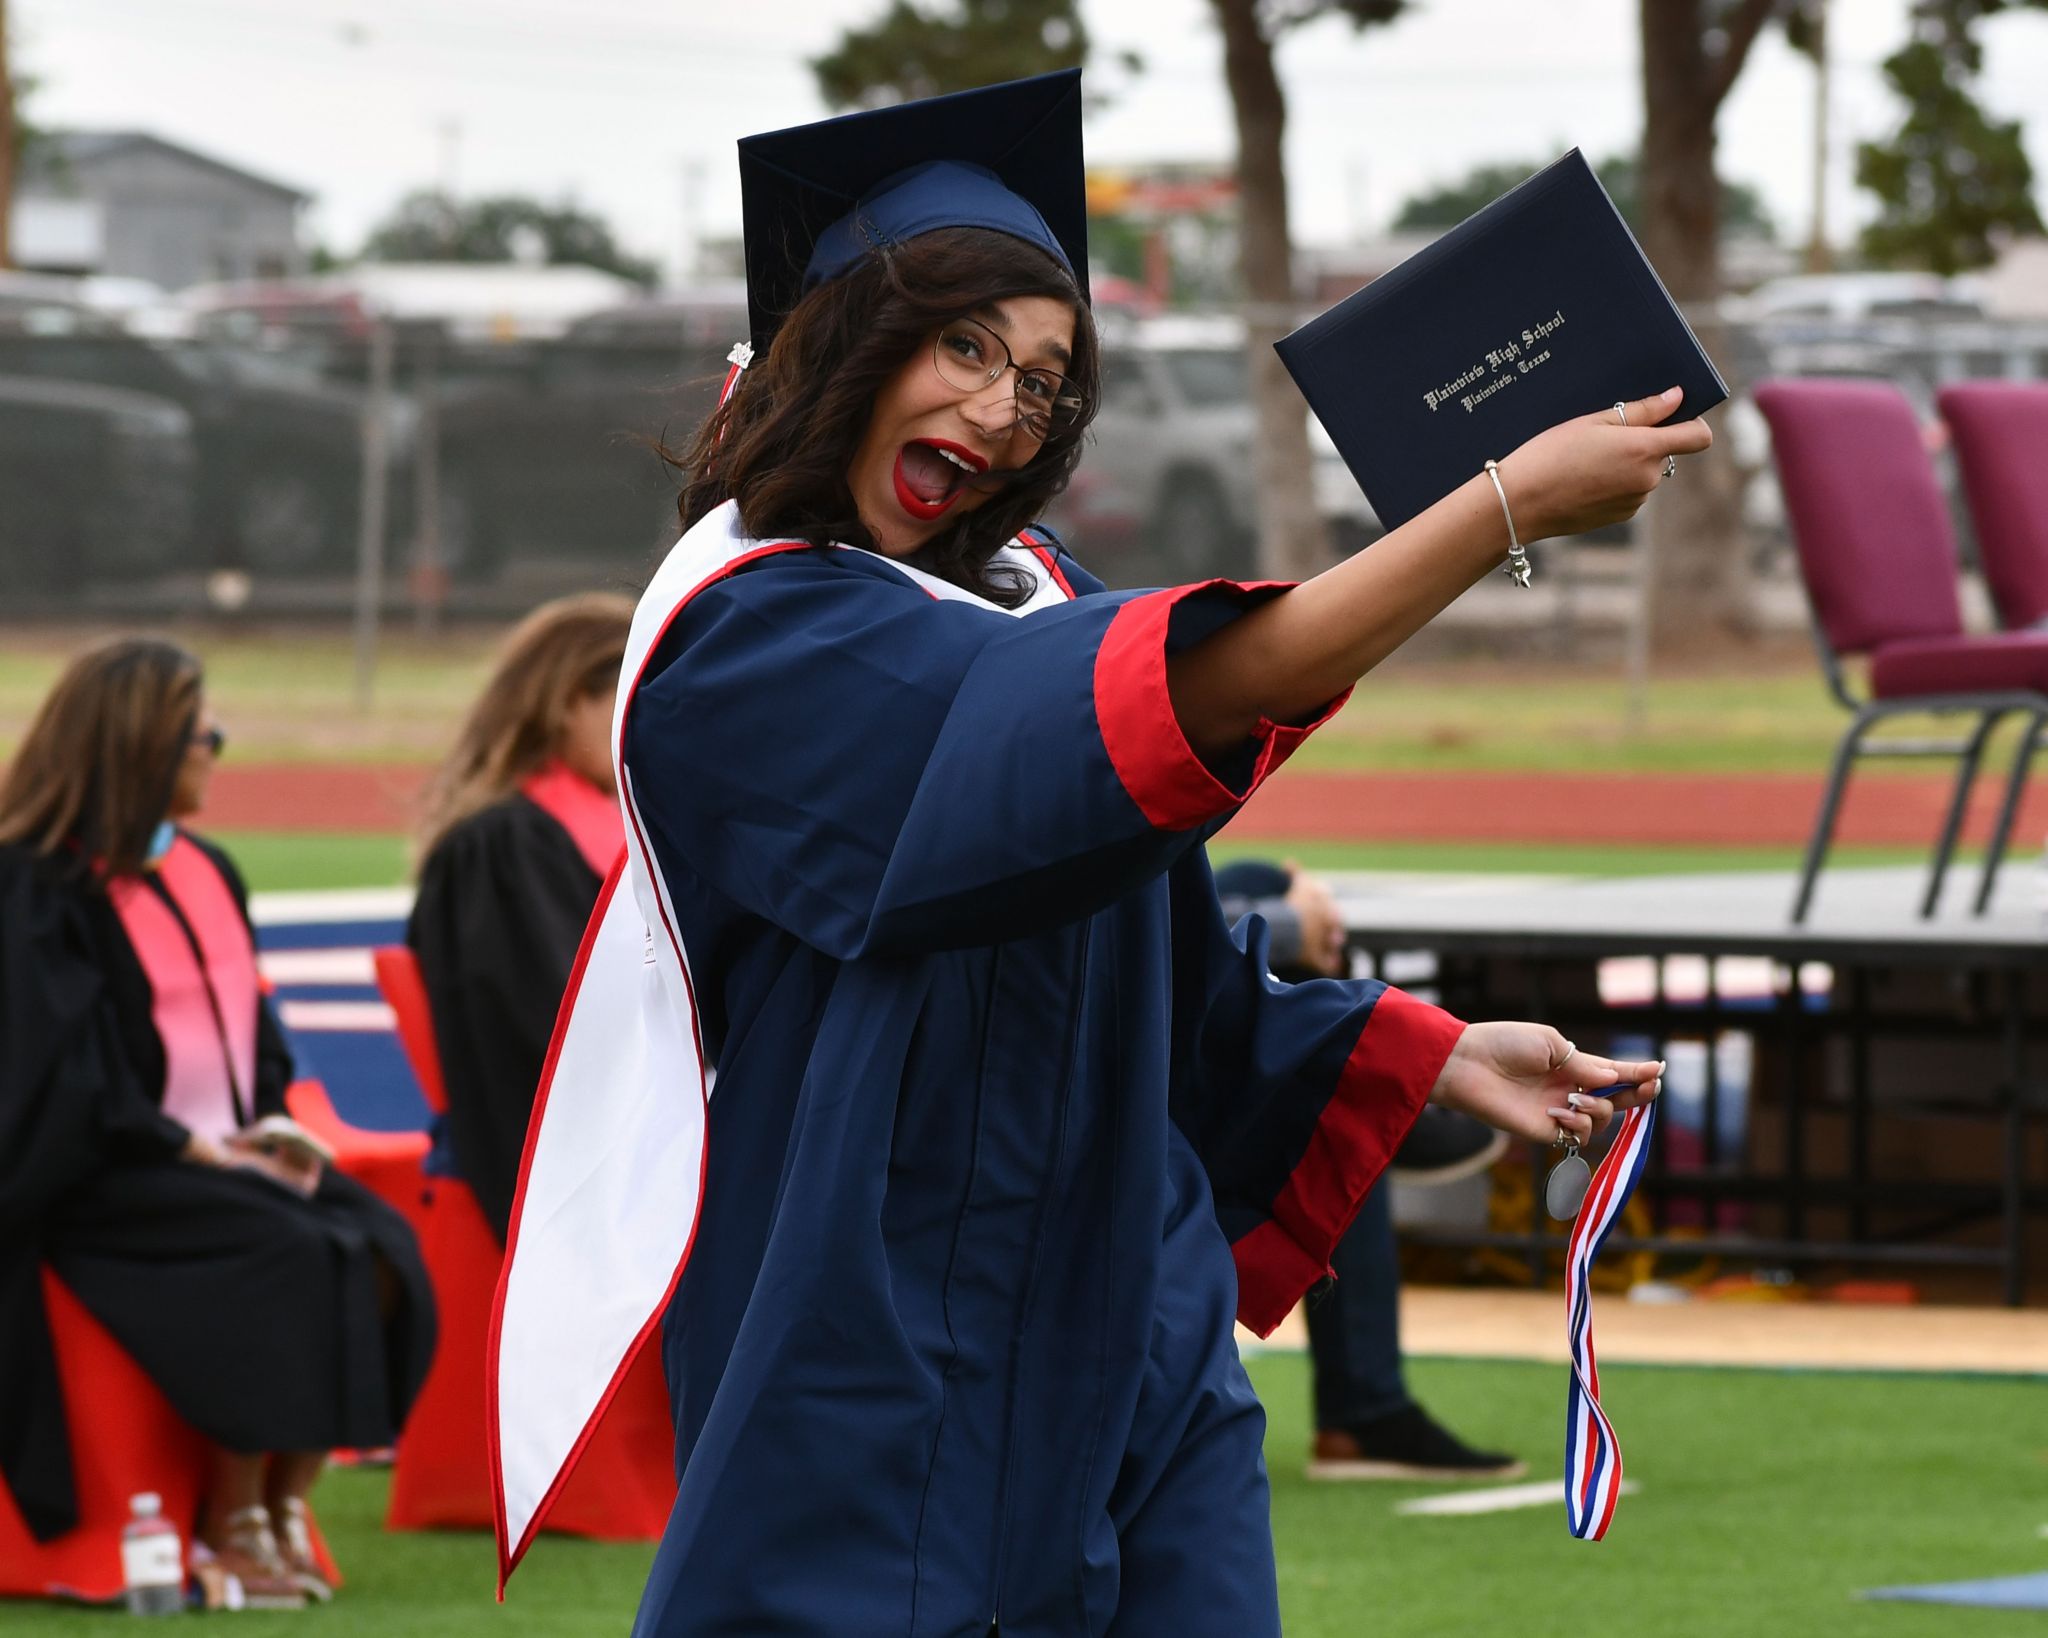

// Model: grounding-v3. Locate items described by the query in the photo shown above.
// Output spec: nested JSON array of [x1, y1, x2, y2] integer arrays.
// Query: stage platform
[[1325, 866, 2047, 1305]]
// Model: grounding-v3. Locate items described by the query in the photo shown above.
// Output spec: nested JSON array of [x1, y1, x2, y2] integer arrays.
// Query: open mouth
[[892, 439, 987, 522]]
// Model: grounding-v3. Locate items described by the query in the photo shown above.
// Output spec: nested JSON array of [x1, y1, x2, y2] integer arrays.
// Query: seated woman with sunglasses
[[0, 639, 436, 1609], [500, 79, 1697, 1638]]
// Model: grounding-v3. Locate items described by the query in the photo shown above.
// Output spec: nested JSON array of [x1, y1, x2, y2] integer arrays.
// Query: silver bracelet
[[1483, 459, 1531, 588]]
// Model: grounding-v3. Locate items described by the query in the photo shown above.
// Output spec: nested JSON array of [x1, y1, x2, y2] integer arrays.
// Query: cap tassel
[[717, 342, 754, 410]]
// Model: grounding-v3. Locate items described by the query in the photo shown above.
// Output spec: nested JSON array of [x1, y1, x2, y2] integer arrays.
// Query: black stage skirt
[[47, 1160, 435, 1457]]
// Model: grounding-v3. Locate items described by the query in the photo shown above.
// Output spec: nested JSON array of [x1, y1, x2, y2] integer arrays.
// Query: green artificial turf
[[1254, 1354, 2046, 1638], [215, 831, 410, 894], [5, 1358, 2036, 1635], [4, 625, 2017, 777], [213, 829, 1938, 898], [1205, 837, 1930, 878]]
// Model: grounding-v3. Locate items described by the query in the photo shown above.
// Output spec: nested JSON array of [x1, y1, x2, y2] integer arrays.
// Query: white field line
[[251, 886, 414, 926], [277, 999, 396, 1032], [1396, 1479, 1637, 1517], [259, 949, 376, 985]]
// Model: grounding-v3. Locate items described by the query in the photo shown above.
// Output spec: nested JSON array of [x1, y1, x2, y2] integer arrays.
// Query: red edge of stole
[[489, 539, 811, 1593], [1024, 537, 1078, 599], [1092, 580, 1350, 831], [1230, 989, 1466, 1337]]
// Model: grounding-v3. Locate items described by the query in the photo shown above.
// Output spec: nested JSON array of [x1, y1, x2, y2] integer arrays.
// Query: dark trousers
[[1304, 1182, 1412, 1431]]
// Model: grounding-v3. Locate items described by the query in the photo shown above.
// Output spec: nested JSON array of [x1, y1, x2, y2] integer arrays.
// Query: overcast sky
[[18, 0, 2048, 280]]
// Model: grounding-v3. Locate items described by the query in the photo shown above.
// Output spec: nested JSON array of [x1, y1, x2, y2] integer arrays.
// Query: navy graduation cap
[[736, 69, 1090, 353]]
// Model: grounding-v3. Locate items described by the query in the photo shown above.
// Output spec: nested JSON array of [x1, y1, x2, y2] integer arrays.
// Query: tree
[[1856, 0, 2047, 274], [360, 190, 660, 286], [1635, 0, 1819, 644], [0, 0, 26, 272], [1213, 0, 1409, 581], [810, 0, 1136, 110], [1394, 154, 1776, 241]]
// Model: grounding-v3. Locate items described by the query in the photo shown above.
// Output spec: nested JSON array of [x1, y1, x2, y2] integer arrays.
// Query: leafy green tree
[[1212, 0, 1410, 579], [1393, 155, 1775, 240], [1634, 0, 1825, 644], [361, 190, 660, 287], [1856, 0, 2047, 274], [810, 0, 1136, 111]]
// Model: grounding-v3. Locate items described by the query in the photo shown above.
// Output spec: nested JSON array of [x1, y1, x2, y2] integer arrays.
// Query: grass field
[[9, 625, 2035, 778], [214, 829, 1938, 897], [4, 1355, 2035, 1635]]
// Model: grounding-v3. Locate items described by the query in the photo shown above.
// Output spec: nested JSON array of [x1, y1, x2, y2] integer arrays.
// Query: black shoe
[[1389, 1108, 1507, 1186], [1307, 1404, 1526, 1481]]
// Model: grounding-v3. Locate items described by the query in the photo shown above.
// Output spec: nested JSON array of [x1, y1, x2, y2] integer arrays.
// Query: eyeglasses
[[932, 316, 1086, 441], [189, 726, 226, 757]]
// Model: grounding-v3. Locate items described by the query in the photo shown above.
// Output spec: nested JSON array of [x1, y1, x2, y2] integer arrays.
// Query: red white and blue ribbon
[[1563, 1099, 1657, 1540]]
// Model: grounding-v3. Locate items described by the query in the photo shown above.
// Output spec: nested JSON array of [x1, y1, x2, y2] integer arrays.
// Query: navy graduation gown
[[614, 532, 1462, 1636]]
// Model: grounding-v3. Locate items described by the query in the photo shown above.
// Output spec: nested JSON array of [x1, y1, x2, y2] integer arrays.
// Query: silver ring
[[1613, 401, 1628, 426], [1553, 1123, 1572, 1147], [1550, 1040, 1577, 1073], [1662, 454, 1677, 478]]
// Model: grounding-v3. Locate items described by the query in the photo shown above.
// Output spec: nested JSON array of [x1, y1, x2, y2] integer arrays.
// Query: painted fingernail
[[1545, 1107, 1574, 1120], [1566, 1093, 1591, 1109], [1662, 386, 1681, 400]]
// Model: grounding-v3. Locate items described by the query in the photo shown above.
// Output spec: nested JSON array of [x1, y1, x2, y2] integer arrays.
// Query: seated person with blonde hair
[[408, 593, 635, 1240]]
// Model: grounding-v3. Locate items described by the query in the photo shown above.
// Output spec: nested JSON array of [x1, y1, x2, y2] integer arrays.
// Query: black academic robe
[[0, 836, 436, 1542], [407, 794, 602, 1240]]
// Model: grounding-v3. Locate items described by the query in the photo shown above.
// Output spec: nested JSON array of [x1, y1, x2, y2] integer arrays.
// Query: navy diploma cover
[[1278, 150, 1728, 532]]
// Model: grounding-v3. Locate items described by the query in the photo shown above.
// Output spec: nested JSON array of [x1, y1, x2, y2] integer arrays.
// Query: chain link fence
[[4, 285, 2046, 625]]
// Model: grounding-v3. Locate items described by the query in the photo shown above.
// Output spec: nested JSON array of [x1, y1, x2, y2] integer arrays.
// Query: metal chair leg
[[1921, 709, 2004, 919], [1975, 709, 2045, 914], [1794, 712, 1879, 923]]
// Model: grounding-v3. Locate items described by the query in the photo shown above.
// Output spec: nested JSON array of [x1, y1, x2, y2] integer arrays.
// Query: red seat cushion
[[1869, 631, 2048, 699]]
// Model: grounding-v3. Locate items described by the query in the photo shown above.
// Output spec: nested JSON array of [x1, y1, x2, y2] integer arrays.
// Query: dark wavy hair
[[670, 227, 1098, 607]]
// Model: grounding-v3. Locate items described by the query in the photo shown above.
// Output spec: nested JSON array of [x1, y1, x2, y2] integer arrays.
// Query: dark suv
[[0, 320, 369, 585]]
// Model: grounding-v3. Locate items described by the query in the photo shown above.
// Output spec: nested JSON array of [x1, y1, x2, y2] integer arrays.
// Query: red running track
[[205, 764, 2048, 849]]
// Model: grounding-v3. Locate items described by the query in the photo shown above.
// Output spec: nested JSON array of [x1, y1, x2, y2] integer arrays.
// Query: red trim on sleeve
[[1093, 581, 1351, 831], [1231, 1218, 1333, 1338], [1230, 987, 1467, 1338]]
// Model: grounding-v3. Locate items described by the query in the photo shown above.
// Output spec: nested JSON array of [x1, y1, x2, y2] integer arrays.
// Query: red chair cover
[[372, 946, 448, 1115], [0, 1272, 341, 1603], [384, 1173, 676, 1537], [284, 1077, 431, 1239], [373, 945, 674, 1539]]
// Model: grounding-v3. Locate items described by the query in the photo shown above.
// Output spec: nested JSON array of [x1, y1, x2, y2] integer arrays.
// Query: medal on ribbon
[[1561, 1098, 1657, 1540]]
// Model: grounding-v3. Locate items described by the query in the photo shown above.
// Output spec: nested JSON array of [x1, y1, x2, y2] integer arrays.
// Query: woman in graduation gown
[[496, 74, 1707, 1638], [407, 593, 632, 1240], [0, 638, 435, 1606]]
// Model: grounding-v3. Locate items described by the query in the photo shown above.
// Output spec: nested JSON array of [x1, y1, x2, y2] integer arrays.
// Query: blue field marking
[[1864, 1572, 2048, 1610], [252, 894, 429, 1134]]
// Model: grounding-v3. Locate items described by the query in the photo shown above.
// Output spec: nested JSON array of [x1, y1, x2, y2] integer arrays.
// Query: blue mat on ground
[[257, 910, 431, 1133], [1863, 1571, 2048, 1610]]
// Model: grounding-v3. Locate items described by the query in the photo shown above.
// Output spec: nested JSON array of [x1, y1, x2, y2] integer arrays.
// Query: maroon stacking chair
[[1936, 381, 2048, 907], [1939, 381, 2048, 629], [1755, 378, 2048, 921]]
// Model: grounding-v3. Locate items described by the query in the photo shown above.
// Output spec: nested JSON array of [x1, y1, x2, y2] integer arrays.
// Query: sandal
[[271, 1497, 337, 1604], [210, 1504, 309, 1610]]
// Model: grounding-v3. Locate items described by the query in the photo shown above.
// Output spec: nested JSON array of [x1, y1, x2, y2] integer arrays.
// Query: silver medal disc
[[1545, 1150, 1592, 1221]]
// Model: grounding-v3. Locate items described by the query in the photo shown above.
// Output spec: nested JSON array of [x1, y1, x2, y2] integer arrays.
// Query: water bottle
[[120, 1492, 184, 1616]]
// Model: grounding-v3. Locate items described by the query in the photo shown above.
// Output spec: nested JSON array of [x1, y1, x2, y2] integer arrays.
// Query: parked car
[[431, 290, 748, 584], [1050, 313, 1376, 583], [0, 367, 196, 595], [0, 318, 371, 580]]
